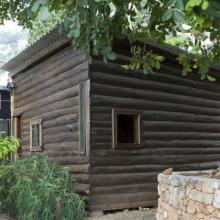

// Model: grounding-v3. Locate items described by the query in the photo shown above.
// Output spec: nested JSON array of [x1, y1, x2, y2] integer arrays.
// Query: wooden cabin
[[3, 30, 220, 212], [0, 86, 11, 137]]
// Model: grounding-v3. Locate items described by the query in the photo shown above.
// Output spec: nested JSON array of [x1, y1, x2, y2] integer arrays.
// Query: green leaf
[[162, 8, 173, 21], [155, 55, 165, 62], [141, 0, 148, 8], [176, 0, 184, 10], [106, 51, 117, 60], [207, 74, 216, 81], [173, 10, 185, 23], [39, 6, 49, 20], [168, 0, 177, 6], [202, 0, 209, 10], [186, 0, 202, 9], [101, 45, 112, 55], [72, 27, 80, 38], [31, 2, 40, 12], [108, 2, 116, 12]]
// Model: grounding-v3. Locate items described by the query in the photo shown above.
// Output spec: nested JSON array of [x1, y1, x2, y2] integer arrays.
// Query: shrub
[[0, 155, 85, 220], [0, 136, 20, 161]]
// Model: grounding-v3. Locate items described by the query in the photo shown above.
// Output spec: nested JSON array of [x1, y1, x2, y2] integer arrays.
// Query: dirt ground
[[86, 209, 157, 220], [0, 209, 156, 220]]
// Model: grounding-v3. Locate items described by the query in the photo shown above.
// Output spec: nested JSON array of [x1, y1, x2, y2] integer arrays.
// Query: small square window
[[30, 120, 42, 151], [112, 109, 142, 148]]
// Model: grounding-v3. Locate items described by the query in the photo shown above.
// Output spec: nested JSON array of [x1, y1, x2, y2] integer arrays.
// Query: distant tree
[[1, 0, 220, 80]]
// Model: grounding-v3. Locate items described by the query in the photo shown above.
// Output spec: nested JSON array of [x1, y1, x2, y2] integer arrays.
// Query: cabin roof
[[3, 29, 220, 77], [2, 29, 69, 76]]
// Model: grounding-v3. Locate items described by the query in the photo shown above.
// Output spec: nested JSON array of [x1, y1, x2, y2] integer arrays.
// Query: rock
[[195, 183, 202, 191], [196, 212, 206, 219], [159, 183, 167, 192], [167, 206, 179, 220], [163, 210, 168, 219], [196, 203, 210, 215], [187, 199, 196, 214], [169, 186, 185, 209], [213, 189, 220, 208], [181, 212, 196, 220], [163, 168, 173, 176], [189, 189, 213, 204], [164, 190, 170, 202], [212, 209, 220, 218], [202, 183, 214, 194], [206, 205, 215, 214]]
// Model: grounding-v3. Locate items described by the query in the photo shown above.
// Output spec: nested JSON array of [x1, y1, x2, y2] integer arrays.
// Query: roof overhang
[[2, 30, 69, 77]]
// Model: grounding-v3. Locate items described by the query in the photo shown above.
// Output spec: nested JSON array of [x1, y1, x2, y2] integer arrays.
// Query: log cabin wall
[[89, 56, 220, 211], [12, 44, 90, 197]]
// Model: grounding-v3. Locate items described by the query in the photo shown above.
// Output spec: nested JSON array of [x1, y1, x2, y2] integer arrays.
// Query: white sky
[[0, 21, 25, 33], [0, 21, 28, 86]]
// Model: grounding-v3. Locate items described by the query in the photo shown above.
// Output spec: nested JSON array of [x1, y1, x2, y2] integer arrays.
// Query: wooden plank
[[79, 82, 86, 154]]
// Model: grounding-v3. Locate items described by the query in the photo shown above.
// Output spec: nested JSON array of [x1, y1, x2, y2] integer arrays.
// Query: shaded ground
[[86, 209, 156, 220]]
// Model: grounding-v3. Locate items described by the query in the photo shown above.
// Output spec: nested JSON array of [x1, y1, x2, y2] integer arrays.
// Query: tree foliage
[[1, 0, 220, 79]]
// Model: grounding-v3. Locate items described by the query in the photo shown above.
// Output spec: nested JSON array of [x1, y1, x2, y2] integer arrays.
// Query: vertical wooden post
[[79, 80, 90, 155], [84, 80, 90, 156]]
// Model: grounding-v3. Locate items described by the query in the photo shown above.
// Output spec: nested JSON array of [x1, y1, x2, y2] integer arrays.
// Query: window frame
[[30, 119, 42, 151], [112, 109, 143, 149]]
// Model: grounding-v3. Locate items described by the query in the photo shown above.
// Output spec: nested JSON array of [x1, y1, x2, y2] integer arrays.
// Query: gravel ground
[[86, 209, 156, 220], [0, 209, 156, 220]]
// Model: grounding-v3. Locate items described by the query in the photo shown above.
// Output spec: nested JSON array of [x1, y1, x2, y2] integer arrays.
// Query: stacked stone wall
[[157, 171, 220, 220]]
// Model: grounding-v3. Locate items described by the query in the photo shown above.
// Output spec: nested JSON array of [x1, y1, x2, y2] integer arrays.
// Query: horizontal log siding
[[12, 45, 90, 196], [89, 59, 220, 211]]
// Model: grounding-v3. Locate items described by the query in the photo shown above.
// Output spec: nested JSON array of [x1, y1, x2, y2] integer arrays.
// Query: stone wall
[[157, 170, 220, 220]]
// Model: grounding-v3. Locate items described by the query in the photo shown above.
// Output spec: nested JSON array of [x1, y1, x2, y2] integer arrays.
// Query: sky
[[0, 21, 28, 54], [0, 21, 28, 86]]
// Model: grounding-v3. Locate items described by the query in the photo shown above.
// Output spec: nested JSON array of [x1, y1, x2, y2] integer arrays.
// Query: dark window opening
[[113, 109, 142, 148], [32, 123, 40, 148], [117, 114, 137, 143]]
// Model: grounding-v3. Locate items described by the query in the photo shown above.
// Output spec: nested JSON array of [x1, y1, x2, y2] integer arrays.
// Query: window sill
[[30, 147, 43, 152]]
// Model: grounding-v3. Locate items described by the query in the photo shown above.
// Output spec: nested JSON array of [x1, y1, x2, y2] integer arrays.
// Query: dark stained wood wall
[[89, 57, 220, 211], [12, 45, 90, 197]]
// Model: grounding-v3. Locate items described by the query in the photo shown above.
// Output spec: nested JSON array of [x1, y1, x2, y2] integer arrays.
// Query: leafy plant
[[0, 155, 85, 220], [0, 136, 20, 161]]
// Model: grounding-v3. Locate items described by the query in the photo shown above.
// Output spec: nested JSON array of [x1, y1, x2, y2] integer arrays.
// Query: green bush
[[0, 136, 20, 161], [0, 155, 85, 220]]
